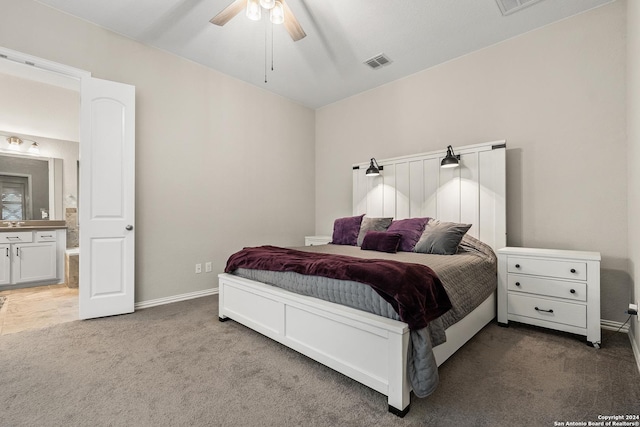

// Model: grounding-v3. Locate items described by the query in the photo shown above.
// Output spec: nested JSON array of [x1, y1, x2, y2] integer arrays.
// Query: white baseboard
[[601, 319, 630, 333], [629, 326, 640, 375], [135, 288, 219, 310]]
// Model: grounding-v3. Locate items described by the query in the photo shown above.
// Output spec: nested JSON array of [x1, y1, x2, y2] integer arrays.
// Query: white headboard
[[352, 141, 506, 251]]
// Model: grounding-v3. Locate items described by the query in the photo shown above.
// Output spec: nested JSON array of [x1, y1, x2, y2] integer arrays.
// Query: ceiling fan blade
[[281, 0, 306, 41], [210, 0, 247, 26]]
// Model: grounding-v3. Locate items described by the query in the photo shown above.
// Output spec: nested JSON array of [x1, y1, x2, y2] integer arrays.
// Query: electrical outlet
[[195, 263, 202, 274], [205, 262, 212, 273], [631, 302, 639, 322]]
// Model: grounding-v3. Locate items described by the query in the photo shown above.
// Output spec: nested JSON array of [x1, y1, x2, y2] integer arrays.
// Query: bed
[[218, 141, 506, 417]]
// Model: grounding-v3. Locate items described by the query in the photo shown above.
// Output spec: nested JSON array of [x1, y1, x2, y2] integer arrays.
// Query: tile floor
[[0, 284, 78, 335]]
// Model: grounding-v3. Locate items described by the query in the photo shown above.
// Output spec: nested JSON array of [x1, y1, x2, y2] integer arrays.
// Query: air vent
[[364, 53, 393, 70], [496, 0, 543, 16]]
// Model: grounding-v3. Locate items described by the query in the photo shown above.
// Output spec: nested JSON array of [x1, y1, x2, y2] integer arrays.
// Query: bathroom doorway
[[0, 46, 136, 325], [0, 56, 80, 335]]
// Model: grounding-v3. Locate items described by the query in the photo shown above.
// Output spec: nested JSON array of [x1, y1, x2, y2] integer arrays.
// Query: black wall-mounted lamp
[[365, 158, 383, 176], [440, 145, 460, 168]]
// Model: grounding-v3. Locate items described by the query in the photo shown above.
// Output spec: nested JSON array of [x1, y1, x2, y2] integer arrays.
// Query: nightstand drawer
[[508, 294, 586, 328], [507, 275, 586, 302], [507, 257, 587, 281]]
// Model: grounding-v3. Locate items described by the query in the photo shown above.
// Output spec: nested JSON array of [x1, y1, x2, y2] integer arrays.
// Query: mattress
[[229, 234, 497, 397]]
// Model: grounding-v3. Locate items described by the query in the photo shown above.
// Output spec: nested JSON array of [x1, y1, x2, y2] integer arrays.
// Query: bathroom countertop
[[0, 226, 68, 231], [0, 221, 67, 231]]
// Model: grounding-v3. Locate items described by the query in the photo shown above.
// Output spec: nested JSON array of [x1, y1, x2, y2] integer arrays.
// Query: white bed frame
[[218, 141, 506, 416]]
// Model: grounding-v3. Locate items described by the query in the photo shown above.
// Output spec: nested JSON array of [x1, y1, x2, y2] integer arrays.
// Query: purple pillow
[[331, 214, 365, 246], [386, 217, 430, 252], [361, 231, 402, 253]]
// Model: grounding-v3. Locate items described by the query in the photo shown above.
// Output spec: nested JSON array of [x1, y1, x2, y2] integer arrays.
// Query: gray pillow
[[414, 220, 472, 255], [356, 217, 393, 246]]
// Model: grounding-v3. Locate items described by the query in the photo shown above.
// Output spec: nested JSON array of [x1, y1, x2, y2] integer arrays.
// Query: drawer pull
[[570, 289, 576, 294], [40, 235, 53, 238], [515, 264, 521, 268], [515, 282, 521, 286], [7, 236, 20, 240], [5, 247, 7, 257], [535, 307, 554, 313], [570, 268, 576, 273]]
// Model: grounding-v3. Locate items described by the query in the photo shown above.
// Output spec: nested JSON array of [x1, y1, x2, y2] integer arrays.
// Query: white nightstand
[[497, 247, 601, 347], [304, 235, 332, 246]]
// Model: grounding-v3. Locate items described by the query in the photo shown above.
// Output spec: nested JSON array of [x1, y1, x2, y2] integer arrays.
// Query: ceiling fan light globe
[[270, 1, 285, 24], [246, 0, 262, 21], [260, 0, 276, 10]]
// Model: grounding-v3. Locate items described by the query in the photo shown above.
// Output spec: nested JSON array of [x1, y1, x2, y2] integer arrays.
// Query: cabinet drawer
[[508, 293, 586, 328], [507, 257, 586, 281], [0, 232, 33, 244], [35, 231, 57, 242], [508, 275, 587, 302]]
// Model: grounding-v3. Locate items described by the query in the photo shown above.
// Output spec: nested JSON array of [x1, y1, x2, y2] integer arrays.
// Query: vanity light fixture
[[440, 145, 460, 168], [4, 135, 42, 154], [365, 158, 383, 177]]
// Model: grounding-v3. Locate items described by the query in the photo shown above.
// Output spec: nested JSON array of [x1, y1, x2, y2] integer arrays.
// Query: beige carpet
[[0, 295, 638, 426]]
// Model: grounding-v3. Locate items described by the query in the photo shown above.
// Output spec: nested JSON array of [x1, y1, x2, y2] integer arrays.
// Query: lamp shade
[[7, 136, 23, 146], [440, 145, 459, 168], [365, 158, 380, 176]]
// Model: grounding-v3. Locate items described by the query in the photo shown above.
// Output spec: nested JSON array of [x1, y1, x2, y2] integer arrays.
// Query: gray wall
[[315, 1, 630, 322], [0, 0, 316, 303]]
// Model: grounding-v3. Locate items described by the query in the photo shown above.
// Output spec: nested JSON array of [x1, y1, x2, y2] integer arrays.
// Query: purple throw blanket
[[225, 245, 452, 330]]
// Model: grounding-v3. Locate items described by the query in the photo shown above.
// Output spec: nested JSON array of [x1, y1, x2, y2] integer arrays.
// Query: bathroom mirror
[[0, 152, 63, 221]]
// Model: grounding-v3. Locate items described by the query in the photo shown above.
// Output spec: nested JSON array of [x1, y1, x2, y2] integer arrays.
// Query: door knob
[[125, 225, 133, 231]]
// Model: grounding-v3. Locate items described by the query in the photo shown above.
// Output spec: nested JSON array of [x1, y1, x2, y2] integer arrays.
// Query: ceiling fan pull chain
[[264, 19, 268, 83], [271, 21, 274, 71]]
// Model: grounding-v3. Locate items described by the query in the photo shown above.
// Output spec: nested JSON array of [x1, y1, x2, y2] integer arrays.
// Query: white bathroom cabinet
[[0, 228, 67, 287]]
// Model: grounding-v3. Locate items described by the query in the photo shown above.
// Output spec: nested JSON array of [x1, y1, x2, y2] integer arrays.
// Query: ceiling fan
[[210, 0, 306, 42]]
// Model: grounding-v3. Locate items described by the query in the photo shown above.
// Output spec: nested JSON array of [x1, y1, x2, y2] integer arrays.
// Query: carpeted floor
[[0, 295, 638, 426]]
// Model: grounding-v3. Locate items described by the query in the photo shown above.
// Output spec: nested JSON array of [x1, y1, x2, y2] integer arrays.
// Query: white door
[[79, 77, 135, 320]]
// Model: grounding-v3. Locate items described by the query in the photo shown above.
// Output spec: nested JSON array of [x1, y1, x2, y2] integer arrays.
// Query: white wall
[[627, 0, 640, 360], [0, 72, 79, 142], [0, 0, 316, 302], [316, 2, 629, 322]]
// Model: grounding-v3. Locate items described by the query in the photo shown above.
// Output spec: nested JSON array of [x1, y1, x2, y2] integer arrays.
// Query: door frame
[[0, 46, 133, 318]]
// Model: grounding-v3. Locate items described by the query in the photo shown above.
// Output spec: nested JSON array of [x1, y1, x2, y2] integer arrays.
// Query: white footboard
[[218, 273, 497, 416], [218, 273, 412, 415]]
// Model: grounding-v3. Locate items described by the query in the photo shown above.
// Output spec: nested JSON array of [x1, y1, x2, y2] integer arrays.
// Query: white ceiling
[[34, 0, 614, 109]]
